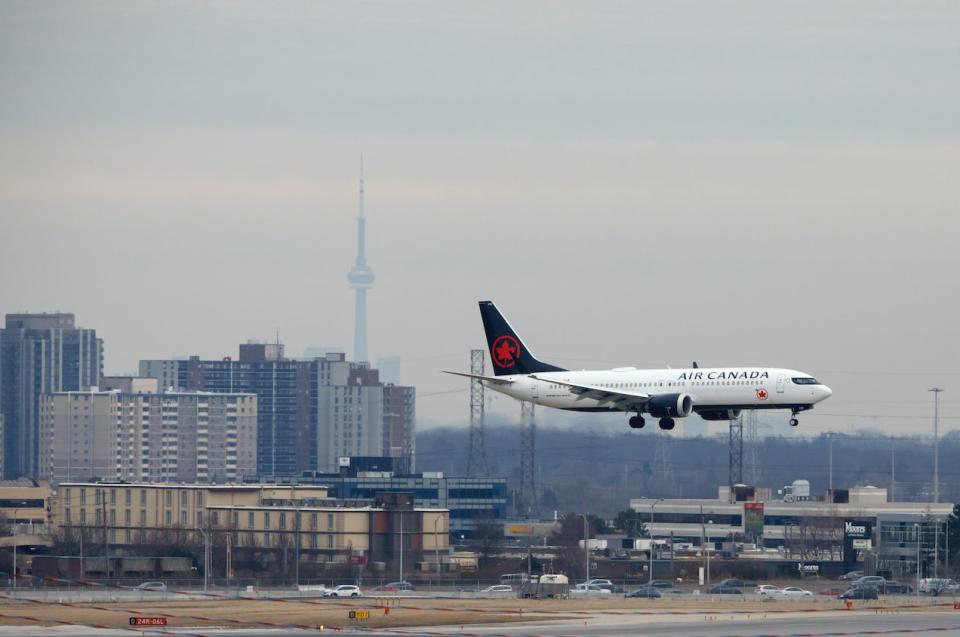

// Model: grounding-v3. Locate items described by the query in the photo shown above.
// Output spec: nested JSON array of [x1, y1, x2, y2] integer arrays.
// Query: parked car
[[647, 579, 674, 588], [625, 587, 662, 599], [716, 578, 750, 588], [878, 580, 912, 594], [756, 585, 782, 597], [839, 587, 879, 600], [708, 584, 743, 595], [479, 585, 513, 594], [851, 576, 885, 589], [374, 581, 415, 592], [134, 582, 167, 592], [840, 570, 864, 581], [779, 587, 813, 598], [571, 584, 611, 596], [323, 585, 362, 598], [924, 579, 959, 596], [819, 587, 845, 596]]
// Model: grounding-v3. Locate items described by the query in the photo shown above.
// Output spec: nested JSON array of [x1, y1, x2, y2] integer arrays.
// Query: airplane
[[446, 301, 832, 431]]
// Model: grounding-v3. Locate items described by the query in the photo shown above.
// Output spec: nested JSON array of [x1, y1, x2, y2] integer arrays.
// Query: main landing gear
[[629, 415, 645, 429], [659, 418, 675, 431]]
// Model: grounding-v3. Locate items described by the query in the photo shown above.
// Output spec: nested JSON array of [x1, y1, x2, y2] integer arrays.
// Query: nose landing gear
[[789, 409, 800, 427], [628, 415, 646, 429]]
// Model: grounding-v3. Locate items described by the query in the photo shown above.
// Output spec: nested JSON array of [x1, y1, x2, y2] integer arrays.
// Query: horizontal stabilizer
[[443, 370, 515, 385]]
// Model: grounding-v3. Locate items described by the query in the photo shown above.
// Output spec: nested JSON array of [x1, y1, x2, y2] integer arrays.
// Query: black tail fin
[[478, 301, 567, 376]]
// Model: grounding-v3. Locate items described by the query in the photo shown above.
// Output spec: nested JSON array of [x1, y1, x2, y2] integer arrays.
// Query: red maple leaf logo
[[491, 335, 521, 368], [756, 388, 768, 400]]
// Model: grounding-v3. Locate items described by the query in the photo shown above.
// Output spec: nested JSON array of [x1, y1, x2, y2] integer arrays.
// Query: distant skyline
[[2, 1, 958, 435]]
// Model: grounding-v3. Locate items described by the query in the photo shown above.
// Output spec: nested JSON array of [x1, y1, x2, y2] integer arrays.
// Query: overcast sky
[[2, 1, 958, 436]]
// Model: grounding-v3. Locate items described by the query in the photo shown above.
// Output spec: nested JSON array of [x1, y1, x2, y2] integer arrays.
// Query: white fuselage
[[485, 367, 831, 413]]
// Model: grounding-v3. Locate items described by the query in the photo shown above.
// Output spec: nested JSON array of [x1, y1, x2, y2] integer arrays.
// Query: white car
[[480, 585, 513, 593], [779, 587, 813, 598], [323, 585, 362, 597], [571, 584, 611, 596], [756, 585, 781, 597]]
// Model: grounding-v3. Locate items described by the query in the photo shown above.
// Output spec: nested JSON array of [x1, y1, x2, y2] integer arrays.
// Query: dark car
[[709, 584, 744, 595], [648, 579, 674, 588], [716, 578, 749, 588], [840, 587, 879, 600], [626, 587, 662, 599], [878, 580, 912, 594], [374, 580, 416, 592]]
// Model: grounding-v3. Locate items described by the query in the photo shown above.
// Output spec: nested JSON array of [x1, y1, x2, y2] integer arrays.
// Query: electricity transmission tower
[[744, 410, 761, 486], [466, 349, 489, 477], [729, 413, 744, 487], [653, 431, 676, 496], [518, 401, 537, 517]]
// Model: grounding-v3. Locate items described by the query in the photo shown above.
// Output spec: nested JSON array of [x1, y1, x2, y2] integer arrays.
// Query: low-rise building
[[52, 482, 448, 571]]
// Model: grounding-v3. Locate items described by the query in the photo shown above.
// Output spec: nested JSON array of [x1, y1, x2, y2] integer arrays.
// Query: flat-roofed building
[[52, 482, 448, 570], [1, 313, 103, 478], [40, 390, 257, 484]]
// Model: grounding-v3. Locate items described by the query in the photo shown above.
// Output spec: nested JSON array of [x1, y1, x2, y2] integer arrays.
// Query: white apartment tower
[[41, 390, 257, 484]]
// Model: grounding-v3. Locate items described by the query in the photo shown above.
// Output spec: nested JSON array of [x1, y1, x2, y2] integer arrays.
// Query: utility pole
[[399, 509, 404, 584], [929, 388, 943, 503]]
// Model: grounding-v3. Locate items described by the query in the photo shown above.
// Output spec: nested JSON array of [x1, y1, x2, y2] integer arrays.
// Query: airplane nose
[[820, 386, 833, 400]]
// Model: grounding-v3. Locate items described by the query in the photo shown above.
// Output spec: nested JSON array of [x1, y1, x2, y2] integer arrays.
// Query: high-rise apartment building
[[382, 384, 415, 471], [1, 313, 102, 478], [315, 360, 383, 472], [40, 390, 257, 484], [140, 346, 414, 476], [141, 344, 310, 477]]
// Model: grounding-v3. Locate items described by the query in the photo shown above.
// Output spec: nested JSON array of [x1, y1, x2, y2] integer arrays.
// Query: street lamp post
[[916, 522, 922, 603], [11, 508, 18, 591], [582, 514, 589, 584], [645, 498, 663, 585], [398, 510, 404, 585], [195, 526, 209, 594], [433, 516, 441, 578], [929, 388, 943, 503]]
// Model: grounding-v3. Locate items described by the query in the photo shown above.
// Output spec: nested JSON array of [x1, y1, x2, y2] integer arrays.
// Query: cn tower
[[347, 156, 374, 362]]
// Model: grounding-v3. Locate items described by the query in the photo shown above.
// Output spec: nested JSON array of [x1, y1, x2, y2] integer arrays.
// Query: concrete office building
[[40, 390, 257, 484], [1, 313, 103, 478]]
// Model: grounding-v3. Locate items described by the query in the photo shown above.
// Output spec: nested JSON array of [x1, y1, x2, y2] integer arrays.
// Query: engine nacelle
[[697, 409, 742, 421], [648, 393, 694, 418]]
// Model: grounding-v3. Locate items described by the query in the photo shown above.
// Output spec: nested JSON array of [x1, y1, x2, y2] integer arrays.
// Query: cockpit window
[[792, 377, 819, 385]]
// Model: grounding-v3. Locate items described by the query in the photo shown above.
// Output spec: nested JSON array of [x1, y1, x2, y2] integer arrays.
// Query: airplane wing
[[442, 370, 515, 386], [532, 375, 650, 411]]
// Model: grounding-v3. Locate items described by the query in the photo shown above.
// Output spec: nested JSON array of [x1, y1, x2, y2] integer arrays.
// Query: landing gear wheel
[[789, 417, 799, 427], [659, 417, 675, 431], [629, 416, 646, 429]]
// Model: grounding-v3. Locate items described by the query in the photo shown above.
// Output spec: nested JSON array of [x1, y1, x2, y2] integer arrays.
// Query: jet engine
[[697, 409, 742, 421], [648, 393, 694, 418]]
